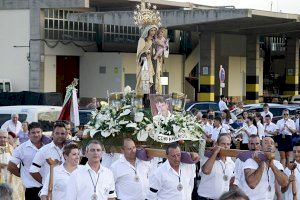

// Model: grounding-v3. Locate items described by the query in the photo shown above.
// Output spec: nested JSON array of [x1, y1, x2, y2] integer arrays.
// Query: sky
[[170, 0, 300, 14]]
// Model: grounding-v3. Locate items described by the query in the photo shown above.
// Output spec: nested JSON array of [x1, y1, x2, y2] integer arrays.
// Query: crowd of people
[[0, 97, 299, 200]]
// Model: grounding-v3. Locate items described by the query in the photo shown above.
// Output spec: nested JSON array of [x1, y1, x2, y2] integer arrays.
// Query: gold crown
[[133, 0, 161, 28]]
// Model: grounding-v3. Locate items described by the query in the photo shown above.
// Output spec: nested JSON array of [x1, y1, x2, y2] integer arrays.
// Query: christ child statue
[[153, 28, 169, 60]]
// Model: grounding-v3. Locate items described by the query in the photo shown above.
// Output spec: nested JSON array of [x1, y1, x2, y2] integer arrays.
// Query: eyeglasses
[[283, 114, 289, 116]]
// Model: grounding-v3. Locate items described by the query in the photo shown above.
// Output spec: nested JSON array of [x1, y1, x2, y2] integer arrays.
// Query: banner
[[149, 131, 199, 143]]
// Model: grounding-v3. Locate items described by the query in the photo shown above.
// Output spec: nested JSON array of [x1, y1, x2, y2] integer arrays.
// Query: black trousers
[[198, 196, 214, 200], [25, 187, 42, 200]]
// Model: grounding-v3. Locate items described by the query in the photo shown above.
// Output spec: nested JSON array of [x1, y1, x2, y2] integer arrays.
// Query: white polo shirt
[[1, 119, 22, 134], [66, 163, 116, 200], [147, 160, 195, 200], [211, 126, 227, 142], [276, 118, 296, 136], [283, 162, 300, 200], [110, 157, 151, 200], [9, 139, 44, 188], [243, 158, 284, 200], [40, 164, 82, 200], [241, 124, 258, 144], [264, 122, 277, 137], [197, 156, 235, 199], [219, 100, 228, 111], [233, 158, 254, 195], [261, 111, 273, 120], [29, 141, 65, 184]]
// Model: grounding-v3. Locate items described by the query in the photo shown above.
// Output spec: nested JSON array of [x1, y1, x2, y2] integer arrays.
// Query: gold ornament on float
[[133, 0, 162, 28]]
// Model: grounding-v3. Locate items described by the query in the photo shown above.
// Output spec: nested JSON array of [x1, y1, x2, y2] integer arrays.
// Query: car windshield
[[38, 111, 61, 132], [188, 103, 219, 111], [79, 111, 93, 125]]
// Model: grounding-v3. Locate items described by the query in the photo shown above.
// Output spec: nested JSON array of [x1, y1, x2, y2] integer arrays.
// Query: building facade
[[0, 0, 299, 103]]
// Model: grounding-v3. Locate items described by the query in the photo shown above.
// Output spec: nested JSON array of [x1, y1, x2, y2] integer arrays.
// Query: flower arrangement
[[83, 86, 204, 146]]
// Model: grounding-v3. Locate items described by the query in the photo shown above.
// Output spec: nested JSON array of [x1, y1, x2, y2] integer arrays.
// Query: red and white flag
[[58, 80, 80, 126]]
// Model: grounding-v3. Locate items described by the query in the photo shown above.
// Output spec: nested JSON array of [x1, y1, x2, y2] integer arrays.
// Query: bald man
[[243, 137, 288, 200]]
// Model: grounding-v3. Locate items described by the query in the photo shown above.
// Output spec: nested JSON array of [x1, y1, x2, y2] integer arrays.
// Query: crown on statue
[[133, 0, 162, 28]]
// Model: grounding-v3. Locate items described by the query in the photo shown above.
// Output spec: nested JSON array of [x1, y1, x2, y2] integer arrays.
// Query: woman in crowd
[[17, 121, 29, 144], [255, 112, 265, 139], [239, 116, 258, 150], [40, 143, 80, 200], [221, 109, 233, 134]]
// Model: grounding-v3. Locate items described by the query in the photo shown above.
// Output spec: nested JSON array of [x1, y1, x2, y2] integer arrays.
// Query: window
[[44, 9, 96, 42], [168, 29, 175, 43], [103, 24, 140, 44]]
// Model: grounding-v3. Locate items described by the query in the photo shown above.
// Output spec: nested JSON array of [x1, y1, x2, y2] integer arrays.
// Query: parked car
[[236, 104, 298, 123], [185, 102, 223, 118], [290, 95, 300, 104], [0, 105, 62, 134], [79, 109, 94, 126]]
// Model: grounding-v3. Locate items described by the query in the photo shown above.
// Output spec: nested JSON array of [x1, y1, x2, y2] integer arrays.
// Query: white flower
[[89, 129, 100, 138], [137, 130, 148, 141], [119, 109, 131, 117], [172, 125, 180, 135], [134, 112, 144, 122], [126, 123, 137, 128], [124, 86, 132, 94], [122, 105, 132, 110], [101, 130, 111, 137], [119, 120, 129, 125], [100, 101, 108, 108]]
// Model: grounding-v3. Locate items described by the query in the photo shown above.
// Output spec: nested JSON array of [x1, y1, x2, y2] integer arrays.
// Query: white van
[[0, 79, 12, 92], [0, 105, 62, 134]]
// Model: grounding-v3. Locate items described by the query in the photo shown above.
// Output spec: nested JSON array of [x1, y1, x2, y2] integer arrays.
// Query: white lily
[[134, 112, 144, 122], [119, 109, 131, 117], [101, 130, 111, 137], [126, 122, 137, 128]]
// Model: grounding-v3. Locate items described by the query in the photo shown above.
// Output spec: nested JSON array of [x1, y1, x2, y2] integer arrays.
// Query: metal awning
[[68, 8, 300, 36]]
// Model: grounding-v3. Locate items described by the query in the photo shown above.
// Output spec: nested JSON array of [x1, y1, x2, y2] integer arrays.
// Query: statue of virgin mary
[[134, 0, 162, 94]]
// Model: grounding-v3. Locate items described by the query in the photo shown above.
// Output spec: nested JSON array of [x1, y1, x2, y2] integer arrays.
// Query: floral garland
[[83, 86, 204, 145]]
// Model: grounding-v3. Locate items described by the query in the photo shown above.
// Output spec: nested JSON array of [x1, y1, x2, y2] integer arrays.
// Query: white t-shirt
[[276, 118, 296, 136], [9, 140, 44, 188], [234, 157, 256, 195], [40, 164, 82, 200], [202, 123, 213, 137], [283, 162, 300, 200], [198, 156, 235, 199], [66, 163, 116, 200], [219, 100, 228, 111], [261, 111, 274, 120], [243, 159, 284, 200], [211, 126, 227, 142], [110, 157, 151, 200], [257, 121, 265, 139], [241, 124, 258, 144], [147, 160, 195, 200], [264, 122, 277, 137], [1, 119, 22, 134], [29, 141, 65, 184]]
